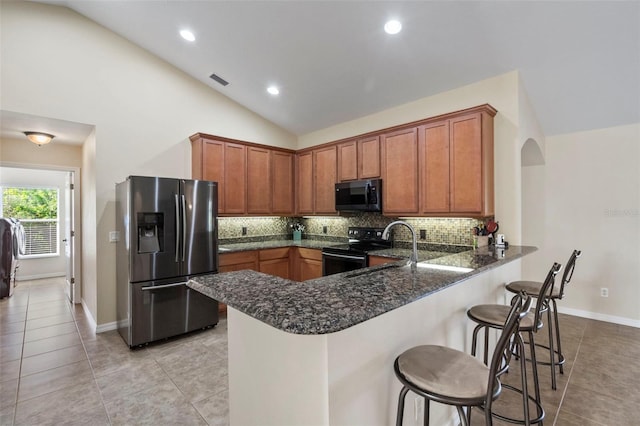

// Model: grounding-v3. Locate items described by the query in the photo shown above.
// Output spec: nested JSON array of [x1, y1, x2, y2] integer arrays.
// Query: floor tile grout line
[[552, 320, 591, 426], [68, 295, 114, 426]]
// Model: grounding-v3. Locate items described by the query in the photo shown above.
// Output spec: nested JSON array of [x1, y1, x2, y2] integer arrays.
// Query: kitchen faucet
[[382, 220, 418, 266]]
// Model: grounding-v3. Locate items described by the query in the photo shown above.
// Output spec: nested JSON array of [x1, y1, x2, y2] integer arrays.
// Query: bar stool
[[393, 292, 532, 426], [466, 262, 561, 425], [506, 250, 581, 389]]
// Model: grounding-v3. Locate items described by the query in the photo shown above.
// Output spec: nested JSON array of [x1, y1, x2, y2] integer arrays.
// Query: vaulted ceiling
[[26, 1, 640, 138]]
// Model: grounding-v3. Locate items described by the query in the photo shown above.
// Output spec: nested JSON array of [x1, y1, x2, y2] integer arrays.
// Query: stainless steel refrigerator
[[116, 176, 219, 347]]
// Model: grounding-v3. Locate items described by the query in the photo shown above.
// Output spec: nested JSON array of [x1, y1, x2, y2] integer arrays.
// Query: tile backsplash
[[219, 214, 487, 247]]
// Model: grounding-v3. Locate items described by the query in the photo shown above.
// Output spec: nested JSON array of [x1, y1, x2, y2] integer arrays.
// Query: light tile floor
[[2, 277, 639, 425]]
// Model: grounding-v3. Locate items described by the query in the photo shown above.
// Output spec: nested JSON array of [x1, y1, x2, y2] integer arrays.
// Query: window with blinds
[[20, 219, 59, 256], [0, 187, 59, 257]]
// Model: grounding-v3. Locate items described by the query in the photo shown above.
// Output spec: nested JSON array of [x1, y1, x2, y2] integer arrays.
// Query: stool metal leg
[[456, 406, 469, 426], [396, 386, 409, 426], [527, 329, 544, 425], [516, 335, 531, 426], [547, 306, 557, 390], [551, 299, 564, 375], [423, 399, 429, 426]]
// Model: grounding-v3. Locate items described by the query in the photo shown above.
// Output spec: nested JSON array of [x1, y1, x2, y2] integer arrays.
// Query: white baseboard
[[558, 306, 640, 328], [96, 321, 118, 333], [81, 299, 97, 332], [79, 301, 118, 333], [16, 272, 65, 281]]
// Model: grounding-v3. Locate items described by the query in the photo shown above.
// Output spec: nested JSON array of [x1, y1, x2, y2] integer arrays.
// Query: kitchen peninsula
[[188, 245, 535, 425]]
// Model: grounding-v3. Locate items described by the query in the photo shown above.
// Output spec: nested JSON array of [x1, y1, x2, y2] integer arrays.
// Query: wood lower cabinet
[[259, 247, 291, 279], [381, 128, 419, 215], [368, 255, 398, 266], [218, 251, 260, 313], [294, 247, 323, 281]]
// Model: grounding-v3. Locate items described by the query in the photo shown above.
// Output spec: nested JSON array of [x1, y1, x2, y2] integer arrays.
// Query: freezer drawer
[[126, 280, 218, 347]]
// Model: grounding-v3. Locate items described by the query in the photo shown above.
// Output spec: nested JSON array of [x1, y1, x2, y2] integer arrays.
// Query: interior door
[[64, 172, 75, 303]]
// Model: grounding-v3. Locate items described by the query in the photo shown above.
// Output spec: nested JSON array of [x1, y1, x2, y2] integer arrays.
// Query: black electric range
[[321, 227, 392, 276]]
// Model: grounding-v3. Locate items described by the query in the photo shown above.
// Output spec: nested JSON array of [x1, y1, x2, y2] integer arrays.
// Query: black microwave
[[335, 179, 382, 212]]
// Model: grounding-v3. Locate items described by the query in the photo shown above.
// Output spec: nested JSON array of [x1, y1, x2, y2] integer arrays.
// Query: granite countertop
[[218, 239, 343, 253], [188, 245, 536, 335]]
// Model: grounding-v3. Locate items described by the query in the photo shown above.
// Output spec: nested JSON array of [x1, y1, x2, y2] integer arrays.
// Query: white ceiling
[[0, 110, 94, 146], [21, 1, 640, 138]]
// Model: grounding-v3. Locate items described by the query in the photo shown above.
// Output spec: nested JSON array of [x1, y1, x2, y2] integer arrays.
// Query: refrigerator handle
[[174, 194, 180, 263], [181, 194, 187, 262]]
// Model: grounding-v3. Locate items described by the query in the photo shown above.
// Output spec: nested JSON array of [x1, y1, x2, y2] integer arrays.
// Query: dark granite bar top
[[189, 245, 536, 335]]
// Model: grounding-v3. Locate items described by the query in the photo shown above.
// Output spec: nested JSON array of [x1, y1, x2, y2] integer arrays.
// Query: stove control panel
[[348, 227, 388, 242]]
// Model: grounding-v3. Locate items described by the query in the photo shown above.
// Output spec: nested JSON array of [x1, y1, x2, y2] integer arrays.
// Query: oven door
[[322, 251, 367, 276]]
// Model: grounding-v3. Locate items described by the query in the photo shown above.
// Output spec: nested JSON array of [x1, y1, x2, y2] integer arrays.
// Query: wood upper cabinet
[[296, 152, 314, 214], [192, 137, 244, 215], [313, 146, 337, 214], [247, 146, 272, 214], [223, 143, 247, 214], [337, 136, 380, 182], [417, 109, 495, 216], [449, 113, 485, 214], [358, 136, 381, 179], [381, 128, 419, 215], [337, 141, 358, 182], [272, 151, 295, 214], [297, 146, 336, 215], [419, 121, 451, 213], [192, 134, 295, 216]]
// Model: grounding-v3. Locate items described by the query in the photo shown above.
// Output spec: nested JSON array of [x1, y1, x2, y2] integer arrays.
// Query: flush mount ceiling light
[[179, 29, 196, 42], [267, 86, 280, 95], [384, 20, 402, 35], [24, 132, 55, 146]]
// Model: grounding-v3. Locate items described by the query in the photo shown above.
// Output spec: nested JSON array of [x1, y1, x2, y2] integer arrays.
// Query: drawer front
[[259, 247, 290, 261], [297, 247, 323, 261], [219, 251, 258, 267]]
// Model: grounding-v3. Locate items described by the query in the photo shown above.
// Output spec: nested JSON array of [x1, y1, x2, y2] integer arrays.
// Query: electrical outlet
[[108, 231, 119, 243], [242, 226, 247, 236], [419, 229, 426, 240], [414, 397, 424, 422], [323, 225, 328, 234], [600, 287, 609, 297]]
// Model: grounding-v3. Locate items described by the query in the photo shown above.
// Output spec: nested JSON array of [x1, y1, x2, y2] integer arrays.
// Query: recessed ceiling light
[[267, 86, 280, 95], [384, 20, 402, 35], [179, 29, 195, 42]]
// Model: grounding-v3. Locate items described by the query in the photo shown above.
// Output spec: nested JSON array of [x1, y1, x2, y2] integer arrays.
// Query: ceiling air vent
[[209, 73, 229, 86]]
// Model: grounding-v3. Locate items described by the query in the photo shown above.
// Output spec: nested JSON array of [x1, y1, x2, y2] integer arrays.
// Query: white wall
[[1, 1, 296, 325], [523, 123, 640, 324], [0, 166, 68, 280]]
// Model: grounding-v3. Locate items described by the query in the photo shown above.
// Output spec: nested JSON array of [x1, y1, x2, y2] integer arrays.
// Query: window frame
[[0, 185, 60, 259]]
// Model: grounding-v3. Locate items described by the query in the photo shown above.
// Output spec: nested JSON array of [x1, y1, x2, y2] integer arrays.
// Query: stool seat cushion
[[467, 304, 536, 331], [506, 280, 560, 298], [397, 345, 491, 402]]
